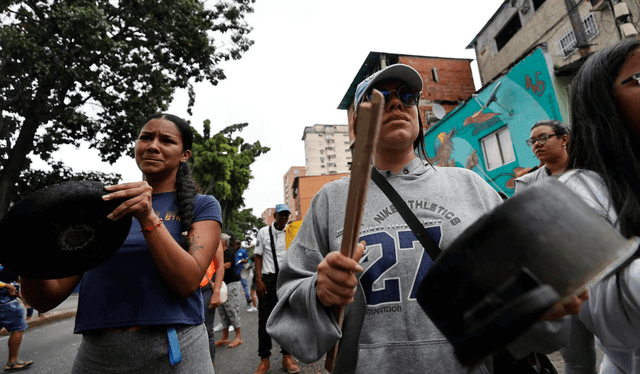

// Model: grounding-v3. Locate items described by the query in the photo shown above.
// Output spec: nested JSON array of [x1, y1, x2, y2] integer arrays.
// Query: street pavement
[[0, 286, 604, 373]]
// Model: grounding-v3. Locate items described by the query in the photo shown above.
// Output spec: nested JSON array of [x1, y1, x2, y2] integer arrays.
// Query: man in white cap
[[265, 64, 504, 373], [253, 204, 300, 374]]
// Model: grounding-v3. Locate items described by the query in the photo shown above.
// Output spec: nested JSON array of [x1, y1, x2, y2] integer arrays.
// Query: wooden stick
[[324, 90, 384, 372]]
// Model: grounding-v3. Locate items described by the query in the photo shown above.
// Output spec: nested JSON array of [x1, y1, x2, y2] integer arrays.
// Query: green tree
[[14, 162, 121, 203], [0, 0, 255, 218], [190, 121, 269, 242], [225, 207, 266, 245]]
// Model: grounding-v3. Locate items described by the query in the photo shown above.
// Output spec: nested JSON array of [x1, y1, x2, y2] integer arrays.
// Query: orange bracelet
[[141, 218, 163, 233]]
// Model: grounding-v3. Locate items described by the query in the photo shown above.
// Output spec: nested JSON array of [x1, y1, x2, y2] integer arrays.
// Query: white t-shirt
[[255, 223, 288, 275]]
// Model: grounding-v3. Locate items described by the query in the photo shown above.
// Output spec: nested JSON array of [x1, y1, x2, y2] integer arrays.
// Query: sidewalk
[[0, 293, 78, 336]]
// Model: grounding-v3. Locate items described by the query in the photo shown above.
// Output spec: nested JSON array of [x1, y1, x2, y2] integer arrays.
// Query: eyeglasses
[[619, 72, 640, 86], [526, 133, 560, 147], [365, 85, 421, 107]]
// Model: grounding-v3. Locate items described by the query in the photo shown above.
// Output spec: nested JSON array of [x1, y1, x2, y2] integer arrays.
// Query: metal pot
[[417, 178, 639, 365]]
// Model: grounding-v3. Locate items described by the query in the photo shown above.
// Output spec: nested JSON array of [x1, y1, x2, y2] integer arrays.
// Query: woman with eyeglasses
[[513, 119, 570, 193], [556, 38, 640, 374]]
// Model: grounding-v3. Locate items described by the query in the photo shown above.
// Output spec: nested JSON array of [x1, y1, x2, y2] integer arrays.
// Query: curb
[[0, 310, 77, 336]]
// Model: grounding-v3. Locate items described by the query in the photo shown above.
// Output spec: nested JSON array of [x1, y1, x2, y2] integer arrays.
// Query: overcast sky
[[42, 0, 506, 217]]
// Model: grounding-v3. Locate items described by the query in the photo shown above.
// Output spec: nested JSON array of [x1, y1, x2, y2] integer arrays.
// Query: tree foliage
[[225, 208, 266, 245], [13, 162, 121, 203], [190, 121, 269, 242], [0, 0, 255, 218]]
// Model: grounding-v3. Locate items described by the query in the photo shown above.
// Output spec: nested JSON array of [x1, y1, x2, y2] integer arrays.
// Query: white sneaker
[[247, 306, 258, 313], [213, 323, 234, 332]]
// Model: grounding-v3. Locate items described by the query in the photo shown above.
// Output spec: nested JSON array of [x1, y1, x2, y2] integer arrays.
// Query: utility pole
[[564, 0, 591, 56]]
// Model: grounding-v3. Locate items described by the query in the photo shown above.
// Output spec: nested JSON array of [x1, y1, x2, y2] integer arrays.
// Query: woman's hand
[[316, 241, 365, 307], [209, 289, 222, 309], [102, 182, 156, 224], [540, 289, 589, 320]]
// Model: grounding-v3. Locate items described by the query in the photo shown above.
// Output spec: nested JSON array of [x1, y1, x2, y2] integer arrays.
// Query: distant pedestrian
[[215, 234, 243, 349], [253, 204, 300, 374], [0, 265, 33, 372], [247, 255, 258, 313], [201, 241, 225, 370], [233, 240, 252, 305]]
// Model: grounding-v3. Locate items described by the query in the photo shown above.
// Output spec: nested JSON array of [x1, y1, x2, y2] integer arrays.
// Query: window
[[481, 127, 516, 171], [431, 68, 439, 82], [328, 162, 336, 167], [532, 0, 546, 11], [556, 13, 599, 59], [495, 14, 522, 51]]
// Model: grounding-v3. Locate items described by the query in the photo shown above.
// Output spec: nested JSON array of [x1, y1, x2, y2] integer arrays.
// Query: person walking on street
[[253, 204, 300, 374], [201, 241, 225, 370], [0, 265, 33, 372], [215, 234, 244, 349], [234, 240, 252, 305], [247, 255, 258, 313]]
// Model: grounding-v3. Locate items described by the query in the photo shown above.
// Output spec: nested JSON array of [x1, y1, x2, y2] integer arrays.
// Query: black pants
[[258, 273, 289, 359]]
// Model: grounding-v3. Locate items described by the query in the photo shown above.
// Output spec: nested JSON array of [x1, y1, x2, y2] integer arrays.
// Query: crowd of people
[[4, 37, 640, 374]]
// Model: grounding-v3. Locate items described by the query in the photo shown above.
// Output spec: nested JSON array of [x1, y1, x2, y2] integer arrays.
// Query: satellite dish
[[432, 104, 446, 120], [486, 82, 502, 105]]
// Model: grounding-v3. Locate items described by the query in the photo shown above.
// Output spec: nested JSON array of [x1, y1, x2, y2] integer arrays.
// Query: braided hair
[[143, 113, 197, 251]]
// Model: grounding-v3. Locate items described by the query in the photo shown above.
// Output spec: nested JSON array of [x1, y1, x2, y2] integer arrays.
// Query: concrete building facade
[[302, 124, 351, 176], [468, 0, 640, 87]]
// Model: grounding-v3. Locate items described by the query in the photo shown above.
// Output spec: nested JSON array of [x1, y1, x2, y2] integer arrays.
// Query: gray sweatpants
[[72, 324, 214, 373]]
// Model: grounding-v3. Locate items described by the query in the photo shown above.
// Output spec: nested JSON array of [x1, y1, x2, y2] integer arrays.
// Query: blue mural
[[424, 47, 563, 196]]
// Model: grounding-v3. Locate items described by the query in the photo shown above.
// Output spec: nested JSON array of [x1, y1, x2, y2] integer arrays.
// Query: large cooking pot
[[417, 178, 639, 366], [0, 181, 132, 279]]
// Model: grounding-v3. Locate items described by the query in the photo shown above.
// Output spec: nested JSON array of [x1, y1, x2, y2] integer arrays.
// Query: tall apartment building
[[283, 166, 306, 220], [302, 124, 351, 176]]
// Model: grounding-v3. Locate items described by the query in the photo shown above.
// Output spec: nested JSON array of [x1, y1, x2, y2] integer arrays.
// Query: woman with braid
[[22, 113, 222, 373]]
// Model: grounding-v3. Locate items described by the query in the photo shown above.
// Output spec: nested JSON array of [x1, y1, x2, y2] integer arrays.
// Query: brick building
[[283, 166, 306, 221], [261, 206, 276, 227], [291, 173, 350, 222], [338, 52, 477, 130]]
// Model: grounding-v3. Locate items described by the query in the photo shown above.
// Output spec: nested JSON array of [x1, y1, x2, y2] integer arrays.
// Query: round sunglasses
[[365, 85, 421, 107]]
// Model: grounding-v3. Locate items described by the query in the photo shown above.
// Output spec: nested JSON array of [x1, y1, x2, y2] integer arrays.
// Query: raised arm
[[104, 182, 220, 298]]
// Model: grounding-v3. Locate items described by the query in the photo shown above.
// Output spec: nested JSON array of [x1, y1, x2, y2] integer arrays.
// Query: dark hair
[[569, 39, 640, 238], [531, 119, 571, 138], [141, 113, 197, 251]]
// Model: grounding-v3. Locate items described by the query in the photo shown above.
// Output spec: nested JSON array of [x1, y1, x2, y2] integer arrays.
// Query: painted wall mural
[[424, 47, 563, 196]]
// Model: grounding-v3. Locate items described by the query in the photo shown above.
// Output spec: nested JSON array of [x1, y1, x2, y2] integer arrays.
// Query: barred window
[[556, 13, 599, 59]]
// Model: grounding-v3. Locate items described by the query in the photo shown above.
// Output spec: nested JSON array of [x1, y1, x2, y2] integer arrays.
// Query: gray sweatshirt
[[267, 158, 503, 374], [561, 170, 640, 374]]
